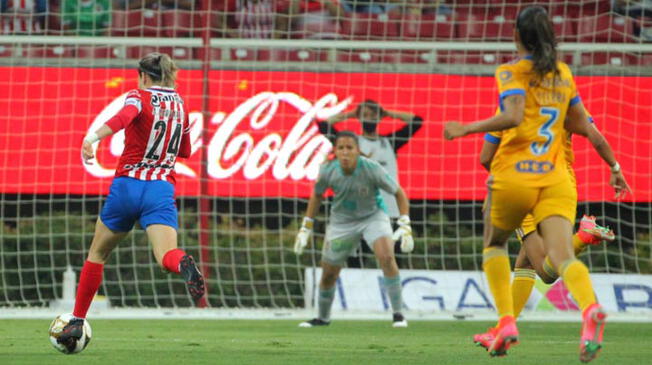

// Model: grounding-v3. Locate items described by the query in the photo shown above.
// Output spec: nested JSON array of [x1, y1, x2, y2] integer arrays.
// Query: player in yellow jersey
[[443, 6, 630, 362], [473, 112, 631, 353]]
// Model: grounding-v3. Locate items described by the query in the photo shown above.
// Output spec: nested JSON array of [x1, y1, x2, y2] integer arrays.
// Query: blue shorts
[[100, 177, 178, 232]]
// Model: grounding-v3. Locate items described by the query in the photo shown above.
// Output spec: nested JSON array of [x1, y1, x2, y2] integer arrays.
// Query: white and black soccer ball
[[49, 313, 92, 354]]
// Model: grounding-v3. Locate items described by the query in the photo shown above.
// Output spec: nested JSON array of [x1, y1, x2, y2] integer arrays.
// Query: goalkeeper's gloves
[[392, 215, 414, 253], [294, 217, 314, 255]]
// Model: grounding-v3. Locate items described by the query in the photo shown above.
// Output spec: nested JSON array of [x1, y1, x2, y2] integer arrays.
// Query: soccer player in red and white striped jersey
[[55, 53, 204, 353], [112, 83, 189, 183]]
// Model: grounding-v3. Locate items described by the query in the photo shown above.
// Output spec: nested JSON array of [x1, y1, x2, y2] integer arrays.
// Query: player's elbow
[[479, 157, 492, 171], [503, 113, 523, 128], [586, 126, 605, 146], [589, 135, 607, 152]]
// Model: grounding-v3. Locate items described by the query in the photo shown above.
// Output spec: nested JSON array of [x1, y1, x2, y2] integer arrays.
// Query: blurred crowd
[[2, 1, 649, 42]]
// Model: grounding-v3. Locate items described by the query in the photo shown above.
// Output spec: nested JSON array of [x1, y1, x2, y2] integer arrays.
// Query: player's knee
[[376, 252, 396, 270], [514, 259, 533, 270], [320, 270, 339, 287], [87, 247, 111, 263]]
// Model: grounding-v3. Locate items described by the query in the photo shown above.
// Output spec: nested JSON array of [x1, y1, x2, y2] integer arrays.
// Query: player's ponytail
[[138, 53, 178, 88], [158, 54, 178, 87], [516, 6, 559, 84]]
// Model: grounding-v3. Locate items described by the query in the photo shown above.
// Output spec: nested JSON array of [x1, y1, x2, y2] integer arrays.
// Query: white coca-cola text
[[84, 91, 352, 181]]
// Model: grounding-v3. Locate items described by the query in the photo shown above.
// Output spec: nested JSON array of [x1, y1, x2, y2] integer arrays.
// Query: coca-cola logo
[[84, 91, 353, 181]]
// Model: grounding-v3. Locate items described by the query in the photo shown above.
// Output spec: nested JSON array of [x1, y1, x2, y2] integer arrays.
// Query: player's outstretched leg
[[541, 215, 615, 283], [482, 245, 519, 356], [576, 215, 615, 246], [148, 225, 205, 301], [487, 315, 519, 357], [60, 219, 126, 349], [373, 237, 407, 328], [475, 258, 534, 350], [300, 261, 340, 328], [580, 303, 607, 363], [299, 286, 334, 327], [542, 216, 605, 363]]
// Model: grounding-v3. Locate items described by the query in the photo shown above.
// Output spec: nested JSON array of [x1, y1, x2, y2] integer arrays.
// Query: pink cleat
[[578, 215, 615, 245], [580, 303, 607, 363], [487, 316, 519, 357], [473, 326, 497, 351]]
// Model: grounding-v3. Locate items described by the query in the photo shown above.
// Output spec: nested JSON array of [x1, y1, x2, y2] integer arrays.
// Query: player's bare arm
[[443, 94, 525, 140], [565, 102, 632, 198], [81, 124, 115, 165], [305, 191, 324, 219], [384, 109, 416, 122], [326, 110, 356, 125], [479, 140, 500, 171], [394, 186, 410, 216]]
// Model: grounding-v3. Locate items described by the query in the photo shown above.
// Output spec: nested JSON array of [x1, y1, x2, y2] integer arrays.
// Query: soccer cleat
[[298, 318, 330, 328], [392, 312, 408, 328], [473, 326, 498, 350], [56, 318, 84, 353], [179, 255, 205, 301], [580, 303, 607, 363], [578, 215, 616, 245], [487, 316, 519, 357]]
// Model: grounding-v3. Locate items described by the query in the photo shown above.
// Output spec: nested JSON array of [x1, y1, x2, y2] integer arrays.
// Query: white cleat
[[392, 313, 408, 328]]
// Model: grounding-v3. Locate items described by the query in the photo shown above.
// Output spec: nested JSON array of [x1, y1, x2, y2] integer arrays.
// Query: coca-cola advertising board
[[1, 67, 650, 201]]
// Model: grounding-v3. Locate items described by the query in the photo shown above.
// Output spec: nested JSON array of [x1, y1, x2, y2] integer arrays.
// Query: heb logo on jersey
[[515, 160, 555, 174]]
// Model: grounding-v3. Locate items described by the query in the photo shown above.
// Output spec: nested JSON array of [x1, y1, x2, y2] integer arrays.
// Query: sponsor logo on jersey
[[357, 185, 370, 196], [515, 160, 555, 174], [124, 162, 174, 170], [151, 93, 183, 107]]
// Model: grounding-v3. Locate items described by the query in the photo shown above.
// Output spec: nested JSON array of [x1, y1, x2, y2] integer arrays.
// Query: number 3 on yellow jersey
[[531, 107, 559, 156]]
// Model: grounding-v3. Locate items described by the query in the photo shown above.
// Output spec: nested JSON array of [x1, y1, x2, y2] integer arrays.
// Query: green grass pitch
[[2, 319, 650, 364]]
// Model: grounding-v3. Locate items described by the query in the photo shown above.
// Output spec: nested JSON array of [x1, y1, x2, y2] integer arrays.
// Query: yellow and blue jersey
[[485, 108, 595, 178], [488, 57, 581, 188]]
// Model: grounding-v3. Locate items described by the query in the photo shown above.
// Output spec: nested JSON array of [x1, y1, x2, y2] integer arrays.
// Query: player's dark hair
[[516, 6, 559, 83], [326, 130, 361, 162], [334, 130, 359, 147], [138, 53, 178, 87], [357, 99, 383, 118]]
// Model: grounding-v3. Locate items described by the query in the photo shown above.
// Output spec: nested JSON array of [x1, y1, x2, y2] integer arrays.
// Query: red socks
[[72, 250, 186, 318], [73, 261, 104, 319], [162, 248, 186, 274]]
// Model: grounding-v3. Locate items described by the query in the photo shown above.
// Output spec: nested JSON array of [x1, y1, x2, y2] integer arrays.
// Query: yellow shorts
[[514, 169, 577, 242], [489, 176, 577, 232]]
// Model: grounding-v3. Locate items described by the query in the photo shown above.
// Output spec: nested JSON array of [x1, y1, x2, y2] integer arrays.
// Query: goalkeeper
[[294, 131, 414, 328]]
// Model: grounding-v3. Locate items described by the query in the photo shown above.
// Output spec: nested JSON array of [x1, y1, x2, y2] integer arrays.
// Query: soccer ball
[[48, 313, 92, 354]]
